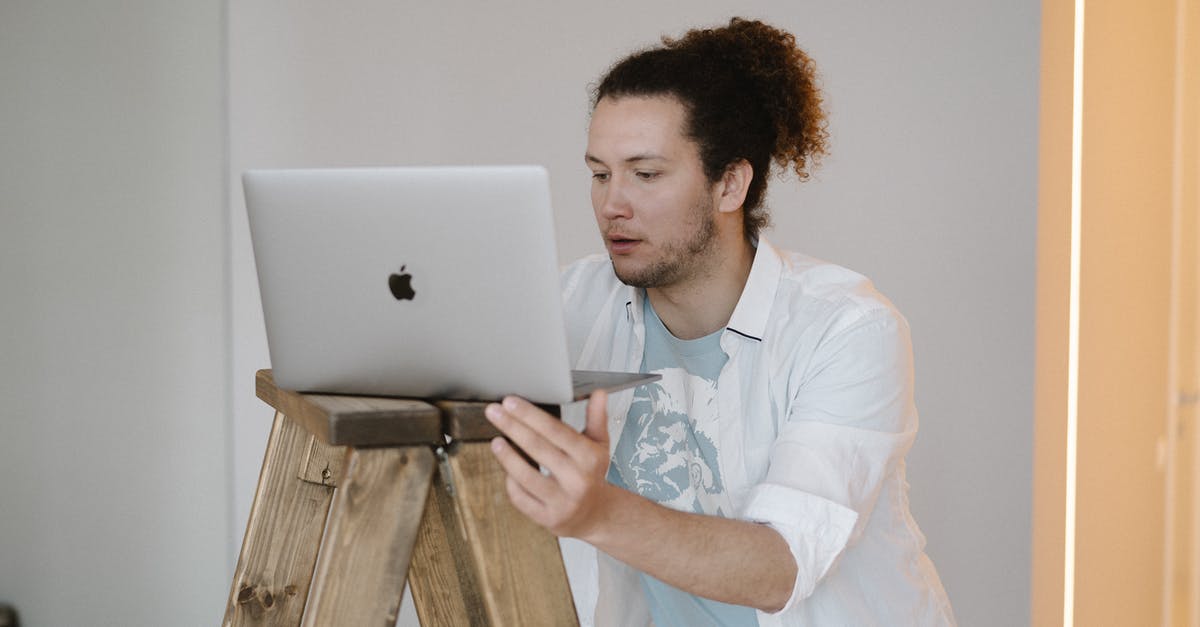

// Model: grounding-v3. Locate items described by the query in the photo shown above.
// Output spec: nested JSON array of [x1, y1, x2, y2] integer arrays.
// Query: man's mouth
[[607, 234, 640, 254]]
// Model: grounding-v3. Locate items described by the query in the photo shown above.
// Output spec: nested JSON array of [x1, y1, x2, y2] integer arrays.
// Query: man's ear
[[716, 159, 753, 214]]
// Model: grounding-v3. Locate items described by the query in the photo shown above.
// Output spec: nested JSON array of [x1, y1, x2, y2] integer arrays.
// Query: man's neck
[[645, 237, 755, 341]]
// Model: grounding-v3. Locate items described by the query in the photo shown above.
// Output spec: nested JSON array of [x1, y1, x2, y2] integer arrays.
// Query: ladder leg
[[408, 457, 488, 627], [442, 441, 579, 627], [300, 445, 435, 627], [224, 412, 344, 626]]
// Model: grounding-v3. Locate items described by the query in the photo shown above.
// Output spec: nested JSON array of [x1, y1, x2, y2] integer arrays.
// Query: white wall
[[0, 2, 230, 625], [229, 2, 1038, 626]]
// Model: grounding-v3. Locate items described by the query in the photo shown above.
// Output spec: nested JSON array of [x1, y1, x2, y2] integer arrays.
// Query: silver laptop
[[244, 166, 656, 404]]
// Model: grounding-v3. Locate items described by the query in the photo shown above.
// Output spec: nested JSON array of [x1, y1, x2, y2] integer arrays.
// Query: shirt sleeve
[[740, 307, 919, 614]]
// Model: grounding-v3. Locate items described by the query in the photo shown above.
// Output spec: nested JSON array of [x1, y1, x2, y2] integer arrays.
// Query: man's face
[[585, 95, 720, 289]]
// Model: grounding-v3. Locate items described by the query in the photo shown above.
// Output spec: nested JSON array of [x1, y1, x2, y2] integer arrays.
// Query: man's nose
[[598, 177, 634, 220]]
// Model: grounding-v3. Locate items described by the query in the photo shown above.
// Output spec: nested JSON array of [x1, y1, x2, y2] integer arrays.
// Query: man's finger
[[491, 396, 601, 465], [583, 389, 610, 445], [486, 402, 575, 473], [498, 396, 583, 450], [504, 474, 550, 526], [490, 436, 560, 498]]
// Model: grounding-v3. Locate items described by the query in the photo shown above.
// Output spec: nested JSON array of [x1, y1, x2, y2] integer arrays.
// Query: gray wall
[[0, 2, 230, 626], [229, 3, 1038, 626], [0, 2, 1037, 625]]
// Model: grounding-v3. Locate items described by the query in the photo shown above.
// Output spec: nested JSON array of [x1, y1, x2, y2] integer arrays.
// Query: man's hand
[[485, 389, 798, 612], [484, 390, 617, 540]]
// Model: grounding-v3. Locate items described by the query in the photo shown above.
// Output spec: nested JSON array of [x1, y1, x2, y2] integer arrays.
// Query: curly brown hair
[[593, 18, 829, 239]]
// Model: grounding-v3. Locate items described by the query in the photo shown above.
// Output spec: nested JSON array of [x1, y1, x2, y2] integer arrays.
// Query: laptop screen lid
[[244, 166, 654, 404]]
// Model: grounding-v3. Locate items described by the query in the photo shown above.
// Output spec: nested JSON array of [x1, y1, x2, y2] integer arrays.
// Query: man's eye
[[635, 171, 659, 180], [592, 172, 610, 182]]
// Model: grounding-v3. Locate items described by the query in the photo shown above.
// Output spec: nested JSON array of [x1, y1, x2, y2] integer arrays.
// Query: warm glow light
[[1165, 0, 1187, 621], [1065, 0, 1084, 625]]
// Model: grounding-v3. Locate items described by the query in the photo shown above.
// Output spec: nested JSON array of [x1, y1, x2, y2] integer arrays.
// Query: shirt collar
[[620, 237, 782, 341], [725, 236, 783, 342], [623, 284, 643, 326]]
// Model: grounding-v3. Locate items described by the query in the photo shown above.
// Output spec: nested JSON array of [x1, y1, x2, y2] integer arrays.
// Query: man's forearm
[[482, 394, 798, 613], [583, 484, 797, 613]]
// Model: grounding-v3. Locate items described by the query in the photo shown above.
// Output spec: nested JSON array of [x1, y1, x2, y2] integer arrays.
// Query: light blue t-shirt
[[606, 298, 759, 627]]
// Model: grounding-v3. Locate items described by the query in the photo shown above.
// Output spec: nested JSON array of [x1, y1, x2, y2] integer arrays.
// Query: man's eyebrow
[[584, 153, 667, 165]]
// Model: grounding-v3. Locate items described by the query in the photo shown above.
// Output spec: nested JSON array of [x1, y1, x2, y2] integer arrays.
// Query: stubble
[[612, 196, 718, 289]]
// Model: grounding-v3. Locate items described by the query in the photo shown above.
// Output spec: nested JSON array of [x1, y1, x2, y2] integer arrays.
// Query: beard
[[611, 196, 718, 289]]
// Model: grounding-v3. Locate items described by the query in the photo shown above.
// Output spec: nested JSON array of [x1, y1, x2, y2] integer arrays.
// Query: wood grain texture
[[435, 400, 499, 442], [255, 370, 444, 446], [224, 412, 340, 627], [444, 441, 579, 627], [407, 459, 488, 627], [436, 400, 560, 441], [297, 434, 344, 487], [301, 446, 435, 627]]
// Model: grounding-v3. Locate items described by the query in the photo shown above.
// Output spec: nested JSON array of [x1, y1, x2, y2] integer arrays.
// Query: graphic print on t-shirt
[[606, 299, 758, 627], [612, 369, 727, 516], [609, 298, 731, 517]]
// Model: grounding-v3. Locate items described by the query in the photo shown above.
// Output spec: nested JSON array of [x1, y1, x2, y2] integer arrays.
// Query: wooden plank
[[223, 412, 340, 627], [444, 441, 579, 626], [436, 400, 560, 442], [255, 369, 443, 446], [406, 458, 488, 627], [435, 400, 499, 442], [297, 434, 344, 487], [301, 446, 435, 627]]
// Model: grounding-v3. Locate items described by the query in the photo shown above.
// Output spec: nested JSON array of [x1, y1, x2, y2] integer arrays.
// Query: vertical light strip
[[1192, 109, 1200, 627], [1064, 0, 1085, 625], [1165, 0, 1187, 621], [1176, 1, 1200, 623]]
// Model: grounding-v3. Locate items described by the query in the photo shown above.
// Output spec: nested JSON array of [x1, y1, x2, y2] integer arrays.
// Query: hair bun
[[665, 18, 828, 183]]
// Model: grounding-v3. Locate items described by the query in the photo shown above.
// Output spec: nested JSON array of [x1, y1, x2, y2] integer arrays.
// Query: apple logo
[[388, 265, 416, 301]]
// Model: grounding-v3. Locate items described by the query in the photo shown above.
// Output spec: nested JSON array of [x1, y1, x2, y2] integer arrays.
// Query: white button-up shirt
[[557, 238, 956, 626]]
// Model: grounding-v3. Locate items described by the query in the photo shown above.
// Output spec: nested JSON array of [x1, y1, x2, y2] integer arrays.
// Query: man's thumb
[[584, 389, 609, 443]]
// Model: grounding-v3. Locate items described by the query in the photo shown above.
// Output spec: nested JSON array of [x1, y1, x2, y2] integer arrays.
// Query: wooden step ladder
[[222, 370, 579, 626]]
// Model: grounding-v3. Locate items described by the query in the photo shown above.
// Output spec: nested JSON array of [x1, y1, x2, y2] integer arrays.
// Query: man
[[484, 18, 955, 626]]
